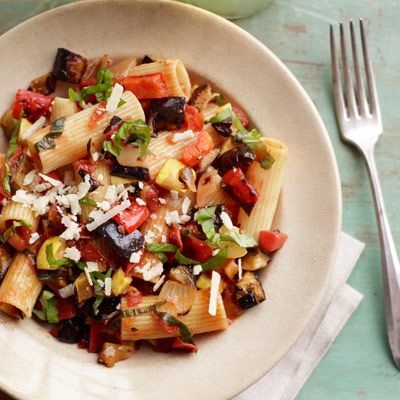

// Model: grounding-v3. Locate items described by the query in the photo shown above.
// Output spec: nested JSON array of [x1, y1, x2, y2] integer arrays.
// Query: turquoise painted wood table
[[0, 0, 399, 399]]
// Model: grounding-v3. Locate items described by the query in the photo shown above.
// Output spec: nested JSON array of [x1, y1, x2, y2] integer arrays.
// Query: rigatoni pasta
[[0, 48, 288, 368]]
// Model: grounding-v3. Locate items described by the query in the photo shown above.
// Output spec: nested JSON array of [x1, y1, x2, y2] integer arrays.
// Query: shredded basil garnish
[[121, 301, 166, 318], [79, 197, 97, 206], [33, 290, 59, 324], [153, 311, 193, 343], [220, 231, 257, 248], [91, 269, 113, 315], [200, 247, 228, 272], [34, 117, 65, 153], [196, 206, 218, 241], [0, 220, 31, 243]]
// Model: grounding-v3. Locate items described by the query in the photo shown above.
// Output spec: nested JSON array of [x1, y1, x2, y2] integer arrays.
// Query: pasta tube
[[121, 289, 228, 341], [0, 200, 39, 230], [0, 253, 43, 318], [50, 97, 78, 121], [238, 137, 288, 239], [27, 91, 144, 173]]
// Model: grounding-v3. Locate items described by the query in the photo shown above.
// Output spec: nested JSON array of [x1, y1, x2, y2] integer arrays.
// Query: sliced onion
[[159, 280, 196, 315]]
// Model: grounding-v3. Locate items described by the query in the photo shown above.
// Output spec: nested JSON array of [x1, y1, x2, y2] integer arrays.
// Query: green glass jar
[[179, 0, 273, 19]]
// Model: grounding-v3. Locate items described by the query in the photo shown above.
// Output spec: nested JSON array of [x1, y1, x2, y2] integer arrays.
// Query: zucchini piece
[[242, 250, 270, 271], [234, 271, 266, 309]]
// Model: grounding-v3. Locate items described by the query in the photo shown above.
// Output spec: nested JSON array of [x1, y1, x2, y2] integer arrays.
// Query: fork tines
[[330, 19, 380, 124]]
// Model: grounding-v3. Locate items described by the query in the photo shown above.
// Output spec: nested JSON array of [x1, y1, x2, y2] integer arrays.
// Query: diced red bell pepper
[[221, 168, 259, 214], [151, 312, 179, 334], [75, 159, 97, 175], [184, 105, 204, 132], [118, 73, 168, 99], [168, 223, 183, 251], [180, 130, 214, 167], [172, 337, 198, 353], [259, 230, 288, 253], [113, 201, 150, 234], [232, 103, 249, 129], [56, 298, 76, 321], [88, 100, 107, 128], [182, 235, 213, 263], [77, 240, 108, 265], [12, 89, 52, 122]]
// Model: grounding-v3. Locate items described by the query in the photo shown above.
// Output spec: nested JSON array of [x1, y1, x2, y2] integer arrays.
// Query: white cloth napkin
[[235, 232, 365, 400]]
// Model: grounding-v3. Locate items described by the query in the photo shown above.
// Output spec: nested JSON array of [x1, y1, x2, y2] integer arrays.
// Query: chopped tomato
[[79, 78, 96, 89], [182, 220, 203, 239], [182, 235, 213, 263], [221, 168, 259, 214], [12, 89, 52, 122], [184, 105, 204, 132], [7, 226, 31, 252], [141, 184, 160, 213], [88, 100, 107, 128], [113, 201, 150, 234], [259, 230, 288, 253], [180, 131, 214, 167], [168, 223, 183, 251], [224, 203, 240, 226], [88, 322, 105, 353], [75, 159, 97, 175], [232, 103, 249, 129], [126, 293, 143, 308], [118, 73, 168, 99], [151, 312, 179, 334], [77, 240, 108, 265], [56, 298, 76, 320], [172, 337, 198, 353]]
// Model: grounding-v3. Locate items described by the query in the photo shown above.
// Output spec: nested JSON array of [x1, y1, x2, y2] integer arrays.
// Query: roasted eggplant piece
[[0, 109, 17, 139], [188, 83, 212, 111], [58, 317, 86, 344], [12, 154, 32, 190], [212, 122, 232, 138], [0, 244, 12, 281], [52, 48, 88, 83], [234, 271, 266, 310], [141, 55, 155, 64], [81, 296, 120, 321], [81, 54, 112, 82], [28, 72, 56, 95], [168, 266, 195, 286], [242, 250, 270, 271], [148, 97, 186, 134], [213, 145, 255, 176], [111, 164, 149, 181], [95, 220, 144, 260]]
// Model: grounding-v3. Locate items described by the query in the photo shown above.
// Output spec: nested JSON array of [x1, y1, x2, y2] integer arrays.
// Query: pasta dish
[[0, 49, 288, 367]]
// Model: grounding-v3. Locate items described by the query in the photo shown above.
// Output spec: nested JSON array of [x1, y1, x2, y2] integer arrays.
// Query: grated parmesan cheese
[[170, 190, 179, 200], [28, 232, 40, 245], [208, 271, 221, 316], [22, 116, 46, 140], [161, 234, 167, 243], [60, 216, 81, 240], [181, 197, 191, 215], [150, 213, 157, 220], [171, 129, 195, 143], [179, 215, 191, 224], [144, 230, 156, 244], [64, 246, 81, 263], [96, 201, 111, 211], [193, 265, 202, 275], [84, 267, 93, 286], [39, 173, 63, 188], [158, 198, 166, 205], [106, 83, 124, 113], [104, 277, 112, 296], [23, 170, 36, 186], [153, 275, 166, 292], [86, 199, 131, 231], [86, 261, 99, 272], [237, 258, 243, 281], [129, 250, 142, 264], [212, 249, 219, 256], [105, 185, 118, 203], [165, 210, 180, 225], [58, 283, 75, 299], [136, 198, 146, 206], [220, 211, 234, 230], [12, 189, 37, 205]]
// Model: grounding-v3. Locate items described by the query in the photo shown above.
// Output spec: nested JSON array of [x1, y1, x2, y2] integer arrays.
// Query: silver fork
[[330, 19, 400, 369]]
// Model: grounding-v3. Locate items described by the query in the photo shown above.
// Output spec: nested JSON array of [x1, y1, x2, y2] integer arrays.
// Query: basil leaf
[[5, 118, 21, 159], [201, 247, 228, 272], [220, 231, 257, 248], [76, 261, 87, 271], [153, 311, 193, 342], [121, 301, 166, 318], [146, 243, 178, 253], [90, 268, 113, 315], [261, 154, 276, 170], [68, 88, 81, 102], [196, 206, 217, 241], [102, 140, 119, 157], [79, 197, 97, 206], [50, 117, 65, 135], [215, 95, 225, 106], [3, 164, 11, 195], [34, 119, 65, 153], [79, 67, 114, 103], [38, 290, 59, 324], [175, 250, 199, 265], [46, 244, 70, 269], [207, 107, 233, 124]]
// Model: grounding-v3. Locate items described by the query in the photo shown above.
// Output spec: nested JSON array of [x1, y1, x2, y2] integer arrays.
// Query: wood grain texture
[[0, 0, 399, 399]]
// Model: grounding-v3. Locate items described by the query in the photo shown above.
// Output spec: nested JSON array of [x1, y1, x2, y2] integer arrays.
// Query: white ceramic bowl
[[0, 1, 341, 399]]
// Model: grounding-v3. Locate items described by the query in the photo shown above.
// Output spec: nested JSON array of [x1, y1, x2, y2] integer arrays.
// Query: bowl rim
[[0, 1, 342, 399]]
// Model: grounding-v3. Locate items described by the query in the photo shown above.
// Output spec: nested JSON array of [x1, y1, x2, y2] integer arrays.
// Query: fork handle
[[363, 147, 400, 368]]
